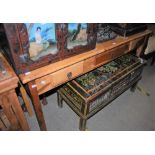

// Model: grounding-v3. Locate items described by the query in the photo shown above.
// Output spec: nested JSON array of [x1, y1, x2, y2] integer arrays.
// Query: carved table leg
[[79, 118, 87, 131], [28, 81, 47, 131], [57, 92, 63, 108]]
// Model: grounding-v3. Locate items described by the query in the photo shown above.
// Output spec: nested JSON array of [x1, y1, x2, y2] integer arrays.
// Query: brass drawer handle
[[67, 72, 72, 80]]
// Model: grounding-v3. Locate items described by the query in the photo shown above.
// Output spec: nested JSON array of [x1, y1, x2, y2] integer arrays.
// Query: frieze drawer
[[36, 61, 84, 95], [111, 44, 129, 59], [83, 57, 96, 73], [96, 44, 129, 67], [95, 51, 112, 66], [57, 53, 145, 130]]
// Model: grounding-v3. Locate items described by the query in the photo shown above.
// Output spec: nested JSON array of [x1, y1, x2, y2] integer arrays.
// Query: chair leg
[[57, 92, 63, 108], [79, 118, 87, 131]]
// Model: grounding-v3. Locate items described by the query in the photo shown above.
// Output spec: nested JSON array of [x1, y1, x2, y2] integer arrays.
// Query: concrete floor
[[25, 60, 155, 131]]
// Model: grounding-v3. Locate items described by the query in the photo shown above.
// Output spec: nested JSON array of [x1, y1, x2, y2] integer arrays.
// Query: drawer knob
[[67, 72, 72, 80]]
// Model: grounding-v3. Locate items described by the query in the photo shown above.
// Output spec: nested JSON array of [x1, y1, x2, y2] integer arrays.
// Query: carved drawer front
[[36, 61, 84, 95]]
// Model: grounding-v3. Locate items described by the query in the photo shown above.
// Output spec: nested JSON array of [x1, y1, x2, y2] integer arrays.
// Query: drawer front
[[95, 44, 129, 66], [96, 51, 112, 66], [111, 44, 129, 59], [83, 57, 96, 73], [36, 61, 84, 95], [52, 61, 84, 87]]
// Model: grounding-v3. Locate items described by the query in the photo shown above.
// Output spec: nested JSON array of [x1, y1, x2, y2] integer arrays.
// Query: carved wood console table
[[19, 30, 152, 130]]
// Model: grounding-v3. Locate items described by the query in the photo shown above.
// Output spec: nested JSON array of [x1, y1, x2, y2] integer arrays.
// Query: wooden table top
[[19, 30, 152, 84], [0, 52, 18, 94]]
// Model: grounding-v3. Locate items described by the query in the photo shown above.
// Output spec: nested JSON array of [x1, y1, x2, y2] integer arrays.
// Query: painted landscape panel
[[67, 23, 88, 49], [25, 23, 58, 61]]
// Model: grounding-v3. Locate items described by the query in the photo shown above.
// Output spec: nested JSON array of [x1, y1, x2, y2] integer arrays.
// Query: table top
[[0, 52, 18, 94], [19, 30, 152, 84]]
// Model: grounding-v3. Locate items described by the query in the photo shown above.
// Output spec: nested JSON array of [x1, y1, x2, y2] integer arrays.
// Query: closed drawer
[[95, 51, 112, 66], [111, 44, 129, 59], [83, 57, 96, 73], [95, 44, 129, 67], [36, 61, 84, 95], [52, 61, 84, 87]]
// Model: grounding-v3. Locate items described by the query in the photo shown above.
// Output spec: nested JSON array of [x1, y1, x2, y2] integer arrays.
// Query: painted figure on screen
[[25, 23, 58, 60]]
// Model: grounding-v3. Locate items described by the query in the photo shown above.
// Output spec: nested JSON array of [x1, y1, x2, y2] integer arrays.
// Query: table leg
[[57, 92, 63, 108], [10, 90, 30, 130], [28, 81, 47, 131], [136, 36, 149, 57]]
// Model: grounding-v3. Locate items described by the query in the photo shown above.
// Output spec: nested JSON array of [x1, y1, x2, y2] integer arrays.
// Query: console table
[[19, 30, 152, 131]]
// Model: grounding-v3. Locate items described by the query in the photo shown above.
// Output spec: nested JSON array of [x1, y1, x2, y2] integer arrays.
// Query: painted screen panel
[[25, 23, 58, 61], [67, 23, 88, 49]]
